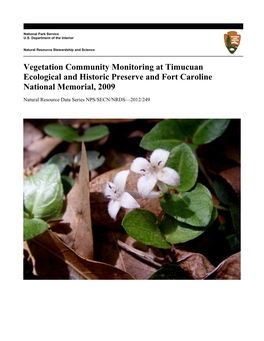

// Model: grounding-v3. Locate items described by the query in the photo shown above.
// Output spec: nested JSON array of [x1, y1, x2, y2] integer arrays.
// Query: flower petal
[[157, 180, 169, 193], [119, 192, 140, 209], [130, 157, 150, 174], [113, 170, 130, 191], [157, 167, 180, 186], [104, 182, 116, 198], [108, 200, 121, 220], [137, 174, 157, 198], [150, 149, 170, 167]]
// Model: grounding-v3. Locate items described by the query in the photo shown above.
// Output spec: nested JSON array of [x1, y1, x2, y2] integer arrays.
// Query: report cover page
[[9, 2, 261, 339], [23, 23, 242, 279]]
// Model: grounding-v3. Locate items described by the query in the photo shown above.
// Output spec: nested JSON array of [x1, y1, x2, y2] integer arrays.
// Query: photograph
[[23, 118, 240, 279]]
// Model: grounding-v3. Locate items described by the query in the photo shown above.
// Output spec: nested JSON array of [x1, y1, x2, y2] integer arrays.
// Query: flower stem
[[126, 190, 161, 199], [194, 151, 216, 196]]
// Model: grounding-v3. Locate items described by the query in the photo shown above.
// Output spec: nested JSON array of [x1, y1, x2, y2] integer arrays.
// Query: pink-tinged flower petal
[[137, 174, 157, 198], [108, 200, 121, 220], [130, 157, 150, 174], [119, 192, 140, 209], [150, 149, 170, 167], [157, 167, 180, 186], [113, 170, 130, 191]]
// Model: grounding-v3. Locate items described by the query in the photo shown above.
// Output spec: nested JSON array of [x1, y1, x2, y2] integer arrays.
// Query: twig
[[116, 240, 163, 267]]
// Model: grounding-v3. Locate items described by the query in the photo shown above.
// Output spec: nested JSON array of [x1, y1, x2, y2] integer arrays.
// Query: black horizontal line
[[23, 23, 244, 30], [23, 55, 243, 58]]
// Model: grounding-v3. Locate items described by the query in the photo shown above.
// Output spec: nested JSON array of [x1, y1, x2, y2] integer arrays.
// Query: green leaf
[[74, 124, 109, 142], [23, 164, 63, 220], [44, 123, 78, 143], [226, 233, 240, 251], [218, 222, 232, 236], [160, 183, 214, 227], [214, 178, 234, 205], [44, 153, 73, 173], [122, 209, 171, 249], [230, 203, 240, 234], [23, 218, 48, 241], [61, 175, 76, 195], [160, 207, 218, 243], [140, 119, 197, 152], [74, 150, 105, 170], [24, 211, 29, 219], [218, 222, 240, 251], [166, 143, 198, 192], [179, 119, 230, 145], [148, 264, 193, 279], [44, 123, 109, 143]]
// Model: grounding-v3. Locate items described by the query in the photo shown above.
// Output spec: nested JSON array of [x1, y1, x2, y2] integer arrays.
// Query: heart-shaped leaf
[[44, 153, 73, 173], [160, 183, 214, 227], [213, 178, 234, 205], [179, 119, 230, 145], [23, 164, 63, 220], [74, 124, 109, 142], [166, 143, 198, 192], [160, 207, 218, 244], [44, 123, 78, 143], [44, 123, 109, 143], [140, 119, 197, 151], [122, 209, 171, 249], [23, 218, 48, 241], [75, 150, 105, 170]]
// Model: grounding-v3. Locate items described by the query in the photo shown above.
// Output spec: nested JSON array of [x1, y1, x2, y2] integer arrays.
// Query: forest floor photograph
[[23, 118, 240, 279]]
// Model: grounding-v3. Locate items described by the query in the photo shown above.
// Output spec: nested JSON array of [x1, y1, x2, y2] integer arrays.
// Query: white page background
[[2, 1, 262, 340]]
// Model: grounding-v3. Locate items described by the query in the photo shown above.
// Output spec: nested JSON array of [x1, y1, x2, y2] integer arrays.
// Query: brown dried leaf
[[94, 230, 164, 279], [206, 252, 241, 279], [101, 148, 136, 171], [26, 136, 62, 158], [23, 164, 43, 179], [174, 247, 215, 279], [24, 136, 62, 168], [55, 141, 93, 259], [127, 130, 145, 139], [90, 166, 162, 229], [23, 150, 43, 170], [24, 230, 134, 279], [59, 119, 136, 125], [219, 146, 240, 164], [219, 166, 240, 196], [198, 155, 238, 176], [24, 121, 44, 148]]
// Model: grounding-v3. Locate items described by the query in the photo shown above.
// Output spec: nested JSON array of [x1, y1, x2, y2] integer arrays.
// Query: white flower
[[130, 148, 180, 198], [104, 170, 140, 220]]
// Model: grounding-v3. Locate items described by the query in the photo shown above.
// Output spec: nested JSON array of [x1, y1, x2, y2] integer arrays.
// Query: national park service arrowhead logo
[[224, 31, 241, 54]]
